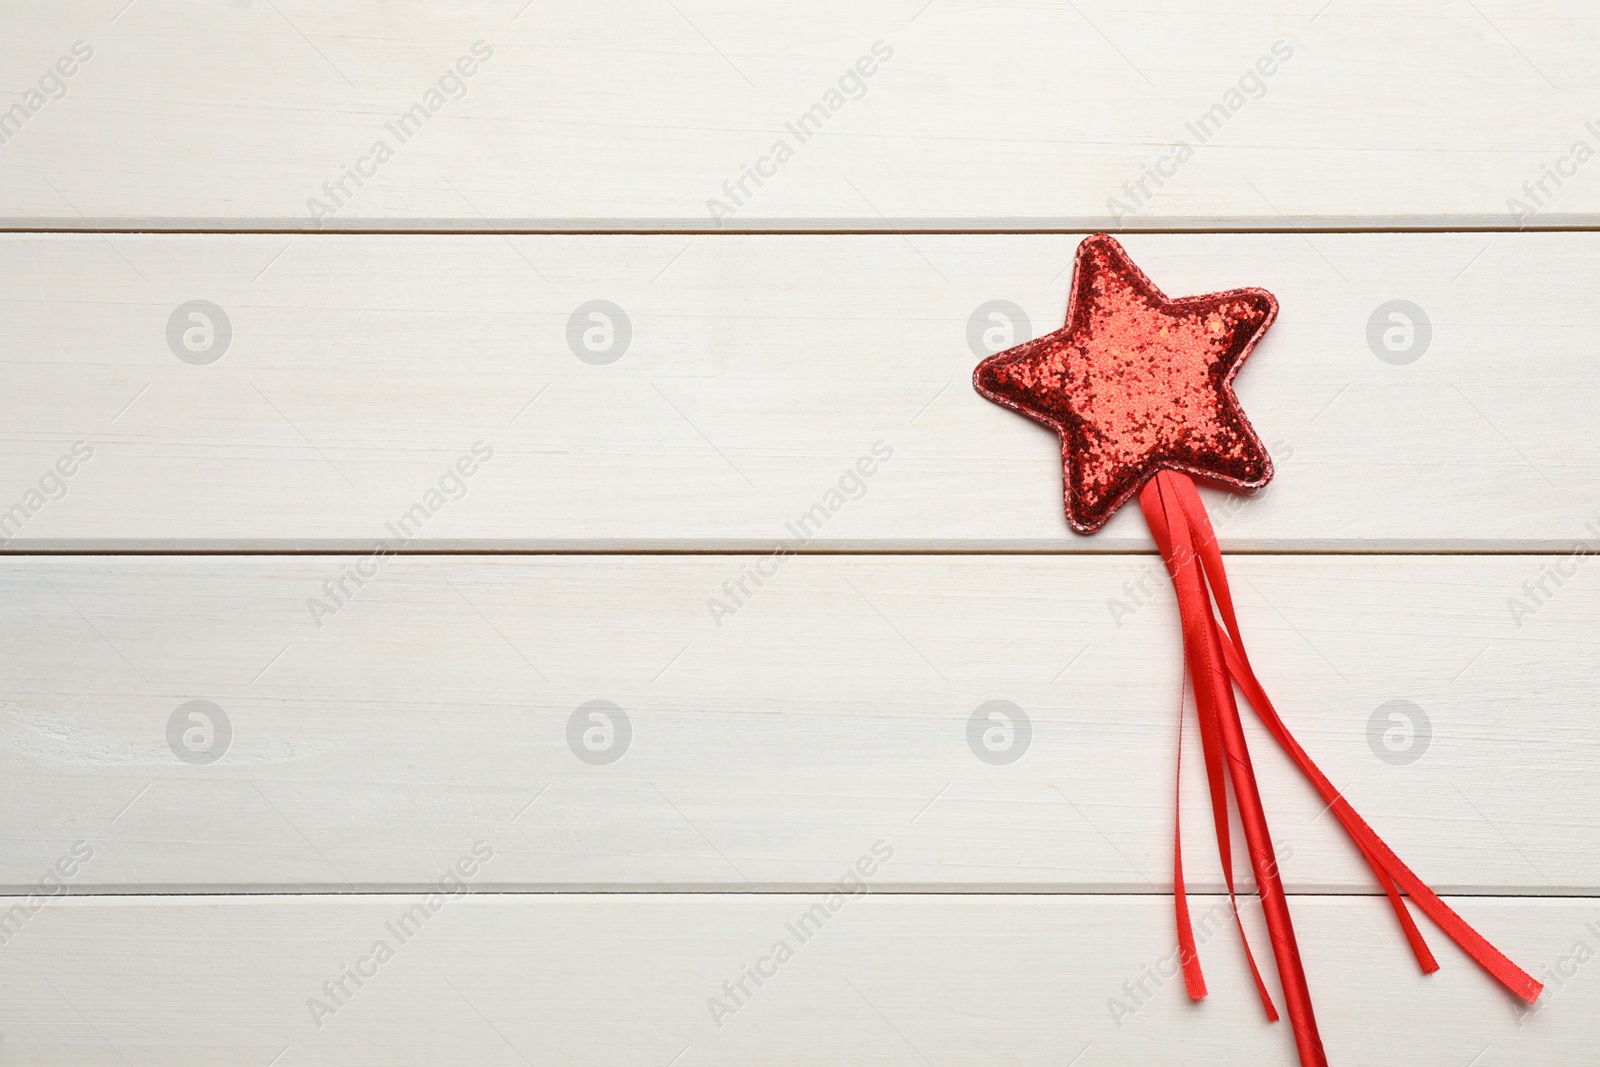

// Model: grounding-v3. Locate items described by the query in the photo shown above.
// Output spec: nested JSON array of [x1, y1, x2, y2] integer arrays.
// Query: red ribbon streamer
[[1138, 469, 1541, 1067]]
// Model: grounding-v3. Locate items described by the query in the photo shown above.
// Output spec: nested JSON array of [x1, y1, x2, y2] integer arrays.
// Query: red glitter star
[[974, 234, 1278, 534]]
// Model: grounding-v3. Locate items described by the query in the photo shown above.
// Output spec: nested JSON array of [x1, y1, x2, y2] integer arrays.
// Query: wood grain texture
[[2, 894, 1593, 1064], [3, 2, 1600, 229], [5, 3, 1596, 1060], [3, 554, 1591, 893], [3, 232, 1596, 550]]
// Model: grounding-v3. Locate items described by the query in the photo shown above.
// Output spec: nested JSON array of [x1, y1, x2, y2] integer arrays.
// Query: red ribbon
[[1138, 470, 1541, 1067]]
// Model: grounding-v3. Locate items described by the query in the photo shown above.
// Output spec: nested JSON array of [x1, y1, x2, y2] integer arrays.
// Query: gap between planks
[[0, 548, 1591, 556], [14, 225, 1600, 236], [11, 887, 1600, 899]]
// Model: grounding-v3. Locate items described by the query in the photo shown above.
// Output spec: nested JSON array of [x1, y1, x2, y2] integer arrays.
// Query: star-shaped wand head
[[973, 233, 1278, 534]]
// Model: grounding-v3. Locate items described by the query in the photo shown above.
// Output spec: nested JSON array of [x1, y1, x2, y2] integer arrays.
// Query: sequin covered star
[[973, 234, 1278, 534]]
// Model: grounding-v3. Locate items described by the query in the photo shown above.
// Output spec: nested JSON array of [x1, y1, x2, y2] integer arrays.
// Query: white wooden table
[[3, 3, 1598, 1063]]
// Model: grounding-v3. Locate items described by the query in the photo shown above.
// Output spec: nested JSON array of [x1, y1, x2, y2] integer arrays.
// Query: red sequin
[[974, 234, 1277, 533]]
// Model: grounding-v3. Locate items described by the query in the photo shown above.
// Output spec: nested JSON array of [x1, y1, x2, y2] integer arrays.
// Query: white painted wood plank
[[4, 3, 1600, 229], [4, 554, 1592, 892], [0, 893, 1591, 1064], [2, 232, 1595, 550]]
